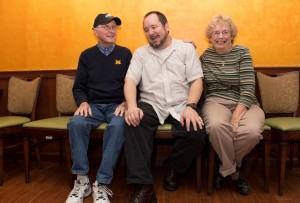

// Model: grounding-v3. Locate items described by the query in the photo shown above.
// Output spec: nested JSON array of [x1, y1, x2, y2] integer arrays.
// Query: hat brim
[[111, 17, 121, 25]]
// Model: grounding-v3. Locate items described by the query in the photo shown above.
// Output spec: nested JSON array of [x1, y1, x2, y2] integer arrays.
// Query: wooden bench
[[22, 74, 204, 192], [23, 120, 203, 192]]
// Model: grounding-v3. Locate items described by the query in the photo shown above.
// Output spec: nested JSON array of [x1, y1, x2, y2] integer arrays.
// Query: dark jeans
[[125, 102, 207, 185]]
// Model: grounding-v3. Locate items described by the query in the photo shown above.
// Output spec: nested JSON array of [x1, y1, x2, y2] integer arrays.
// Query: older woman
[[200, 14, 265, 195]]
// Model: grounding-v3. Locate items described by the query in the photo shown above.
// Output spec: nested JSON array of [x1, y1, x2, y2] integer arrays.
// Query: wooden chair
[[261, 124, 271, 192], [0, 76, 41, 185], [23, 74, 204, 192], [256, 71, 300, 195], [22, 74, 111, 188], [22, 74, 77, 185]]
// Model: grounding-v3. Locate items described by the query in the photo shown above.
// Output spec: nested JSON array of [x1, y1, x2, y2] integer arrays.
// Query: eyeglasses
[[94, 25, 117, 31], [213, 30, 230, 37]]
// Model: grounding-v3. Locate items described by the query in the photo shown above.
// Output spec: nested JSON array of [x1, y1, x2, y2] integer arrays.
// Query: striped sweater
[[200, 45, 258, 108]]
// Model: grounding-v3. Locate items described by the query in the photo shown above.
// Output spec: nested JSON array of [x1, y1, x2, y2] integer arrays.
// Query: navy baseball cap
[[93, 13, 121, 28]]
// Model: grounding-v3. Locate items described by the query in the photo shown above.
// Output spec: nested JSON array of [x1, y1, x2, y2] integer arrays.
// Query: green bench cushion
[[22, 117, 270, 135], [23, 116, 72, 129], [0, 116, 31, 128], [263, 124, 271, 131], [23, 116, 106, 130], [264, 117, 300, 131], [157, 123, 171, 130], [95, 123, 171, 131], [95, 123, 107, 130], [22, 116, 172, 131]]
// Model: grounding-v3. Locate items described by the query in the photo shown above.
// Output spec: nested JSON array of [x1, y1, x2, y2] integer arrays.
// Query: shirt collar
[[97, 43, 115, 56]]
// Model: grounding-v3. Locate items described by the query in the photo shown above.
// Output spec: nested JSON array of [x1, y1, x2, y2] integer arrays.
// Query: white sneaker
[[66, 179, 92, 203], [92, 182, 113, 203]]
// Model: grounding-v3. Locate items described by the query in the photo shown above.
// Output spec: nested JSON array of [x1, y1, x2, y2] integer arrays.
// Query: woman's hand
[[125, 107, 144, 127], [183, 40, 197, 49], [230, 104, 247, 136]]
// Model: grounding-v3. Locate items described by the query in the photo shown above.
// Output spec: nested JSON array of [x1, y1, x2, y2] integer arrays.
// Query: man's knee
[[68, 116, 83, 128]]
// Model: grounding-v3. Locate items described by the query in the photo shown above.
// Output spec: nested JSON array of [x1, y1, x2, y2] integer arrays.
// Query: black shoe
[[232, 175, 249, 195], [214, 172, 225, 190], [163, 159, 178, 191], [128, 184, 157, 203]]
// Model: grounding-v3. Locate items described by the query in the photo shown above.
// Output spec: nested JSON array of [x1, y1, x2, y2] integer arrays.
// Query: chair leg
[[59, 138, 64, 166], [32, 138, 43, 169], [196, 153, 201, 192], [278, 142, 287, 196], [23, 136, 30, 183], [263, 140, 270, 192], [289, 143, 294, 170], [64, 138, 73, 188], [0, 139, 4, 186], [299, 143, 300, 167], [207, 144, 215, 195], [251, 143, 261, 172]]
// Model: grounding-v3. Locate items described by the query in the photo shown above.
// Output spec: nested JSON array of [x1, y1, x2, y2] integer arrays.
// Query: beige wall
[[0, 0, 299, 71]]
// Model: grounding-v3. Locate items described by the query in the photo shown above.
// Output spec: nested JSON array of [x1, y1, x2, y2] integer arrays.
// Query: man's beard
[[149, 33, 168, 49]]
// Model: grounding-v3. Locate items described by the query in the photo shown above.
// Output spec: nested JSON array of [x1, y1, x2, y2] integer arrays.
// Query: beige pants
[[202, 96, 264, 177]]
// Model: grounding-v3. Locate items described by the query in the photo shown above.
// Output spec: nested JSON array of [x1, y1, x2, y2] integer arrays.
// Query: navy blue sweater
[[73, 45, 132, 106]]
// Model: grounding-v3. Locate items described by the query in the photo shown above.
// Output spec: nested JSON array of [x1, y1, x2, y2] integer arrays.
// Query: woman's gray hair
[[205, 14, 238, 43]]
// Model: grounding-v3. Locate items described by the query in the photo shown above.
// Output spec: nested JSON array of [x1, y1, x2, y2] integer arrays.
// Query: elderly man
[[66, 13, 132, 203]]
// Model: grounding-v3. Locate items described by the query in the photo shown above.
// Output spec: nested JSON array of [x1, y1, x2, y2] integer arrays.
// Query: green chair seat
[[0, 116, 31, 128], [23, 116, 108, 130], [95, 123, 107, 130], [94, 123, 172, 131], [157, 123, 172, 130], [158, 123, 267, 131], [23, 116, 72, 129], [263, 124, 271, 131], [264, 117, 300, 131]]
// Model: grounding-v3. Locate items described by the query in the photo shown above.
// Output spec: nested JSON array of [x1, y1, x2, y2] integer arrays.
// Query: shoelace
[[70, 180, 84, 197], [96, 185, 113, 199], [166, 167, 176, 178]]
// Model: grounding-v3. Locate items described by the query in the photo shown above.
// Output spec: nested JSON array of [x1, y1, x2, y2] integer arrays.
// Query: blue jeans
[[67, 103, 125, 184]]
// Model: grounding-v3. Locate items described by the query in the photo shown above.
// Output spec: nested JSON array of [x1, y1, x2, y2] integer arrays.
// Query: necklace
[[216, 45, 235, 67], [221, 61, 225, 67], [220, 56, 226, 67]]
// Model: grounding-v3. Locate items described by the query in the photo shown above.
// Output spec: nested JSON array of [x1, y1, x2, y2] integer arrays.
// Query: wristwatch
[[186, 103, 198, 110]]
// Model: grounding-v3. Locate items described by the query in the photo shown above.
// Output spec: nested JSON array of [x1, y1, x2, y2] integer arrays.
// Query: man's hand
[[125, 107, 144, 127], [74, 102, 92, 117], [183, 40, 197, 49], [114, 102, 127, 116], [180, 107, 204, 131]]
